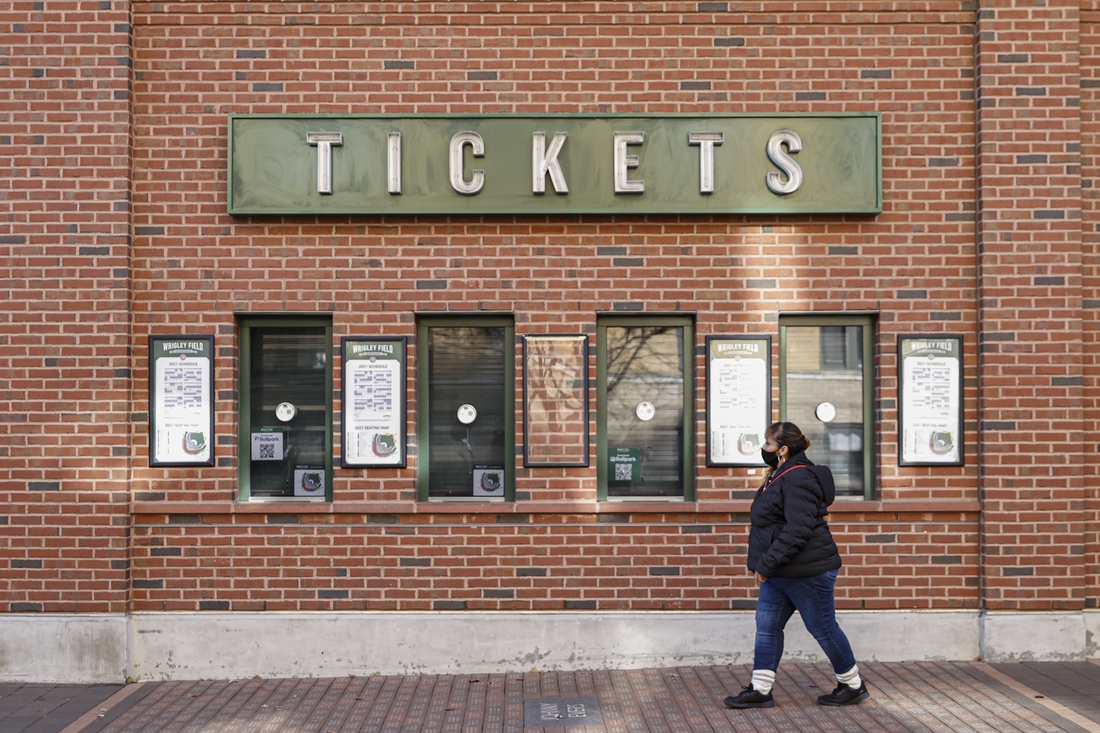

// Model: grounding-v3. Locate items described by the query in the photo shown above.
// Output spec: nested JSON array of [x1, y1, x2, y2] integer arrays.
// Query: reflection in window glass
[[821, 326, 862, 370], [605, 325, 684, 498], [248, 326, 328, 499], [426, 327, 506, 498], [784, 325, 865, 498]]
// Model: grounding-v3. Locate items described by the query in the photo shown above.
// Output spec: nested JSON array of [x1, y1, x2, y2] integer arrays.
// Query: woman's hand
[[753, 571, 768, 584]]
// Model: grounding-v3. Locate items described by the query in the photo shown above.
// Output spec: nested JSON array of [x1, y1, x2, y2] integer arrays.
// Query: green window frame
[[596, 315, 695, 501], [237, 314, 334, 502], [779, 314, 875, 500], [416, 315, 516, 502]]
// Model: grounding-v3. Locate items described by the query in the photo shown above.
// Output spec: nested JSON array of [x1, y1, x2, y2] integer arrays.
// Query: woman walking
[[724, 421, 870, 709]]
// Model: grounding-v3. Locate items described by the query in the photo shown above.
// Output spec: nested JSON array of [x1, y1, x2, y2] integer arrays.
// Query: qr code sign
[[259, 443, 276, 459], [615, 463, 633, 481]]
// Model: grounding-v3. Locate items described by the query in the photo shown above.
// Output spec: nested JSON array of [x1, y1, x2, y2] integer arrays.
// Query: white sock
[[751, 669, 776, 694], [837, 664, 862, 690]]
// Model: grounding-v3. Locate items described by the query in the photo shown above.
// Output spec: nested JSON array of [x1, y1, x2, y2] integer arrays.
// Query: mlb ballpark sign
[[227, 114, 881, 216]]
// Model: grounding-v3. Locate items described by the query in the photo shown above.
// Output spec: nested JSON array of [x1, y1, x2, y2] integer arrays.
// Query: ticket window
[[416, 316, 515, 501], [238, 316, 333, 501], [597, 316, 695, 500], [779, 315, 875, 499]]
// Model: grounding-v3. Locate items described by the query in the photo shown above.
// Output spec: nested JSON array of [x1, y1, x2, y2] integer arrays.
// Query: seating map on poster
[[342, 338, 406, 467], [150, 336, 213, 466], [899, 336, 962, 465]]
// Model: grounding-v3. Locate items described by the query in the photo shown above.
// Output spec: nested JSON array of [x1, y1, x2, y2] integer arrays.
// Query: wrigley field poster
[[342, 337, 407, 468]]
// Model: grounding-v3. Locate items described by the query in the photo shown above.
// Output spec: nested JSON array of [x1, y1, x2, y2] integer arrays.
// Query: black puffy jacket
[[746, 451, 842, 579]]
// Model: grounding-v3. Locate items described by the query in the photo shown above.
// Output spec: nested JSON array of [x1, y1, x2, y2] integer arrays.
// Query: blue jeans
[[753, 569, 857, 674]]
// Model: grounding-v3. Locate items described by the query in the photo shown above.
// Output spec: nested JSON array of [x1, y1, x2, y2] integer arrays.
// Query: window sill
[[131, 499, 981, 516]]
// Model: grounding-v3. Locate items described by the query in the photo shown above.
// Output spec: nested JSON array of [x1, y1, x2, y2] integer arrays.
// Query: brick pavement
[[0, 684, 124, 733], [3, 662, 1098, 733]]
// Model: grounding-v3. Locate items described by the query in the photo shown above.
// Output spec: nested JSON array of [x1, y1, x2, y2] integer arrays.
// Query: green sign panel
[[228, 114, 881, 216], [152, 337, 211, 362]]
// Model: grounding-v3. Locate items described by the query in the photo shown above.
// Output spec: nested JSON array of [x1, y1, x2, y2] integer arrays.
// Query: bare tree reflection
[[606, 326, 680, 396], [605, 326, 684, 497]]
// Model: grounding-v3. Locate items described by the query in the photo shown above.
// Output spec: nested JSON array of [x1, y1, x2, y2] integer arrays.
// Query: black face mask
[[761, 448, 780, 468]]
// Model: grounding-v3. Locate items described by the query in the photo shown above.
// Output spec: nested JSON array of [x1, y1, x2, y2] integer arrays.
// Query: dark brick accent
[[433, 601, 467, 610], [564, 600, 598, 610], [517, 567, 547, 577], [199, 601, 231, 610], [483, 589, 515, 598]]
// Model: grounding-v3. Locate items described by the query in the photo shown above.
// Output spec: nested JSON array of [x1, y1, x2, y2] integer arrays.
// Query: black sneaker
[[817, 682, 869, 706], [723, 684, 775, 709]]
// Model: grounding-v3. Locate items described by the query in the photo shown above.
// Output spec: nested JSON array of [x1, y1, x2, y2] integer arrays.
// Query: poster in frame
[[705, 335, 771, 467], [897, 334, 964, 467], [341, 337, 407, 468], [523, 335, 589, 467], [149, 334, 215, 467]]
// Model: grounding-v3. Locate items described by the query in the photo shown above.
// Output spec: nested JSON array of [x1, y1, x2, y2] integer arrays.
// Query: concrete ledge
[[7, 610, 1095, 682], [1086, 609, 1099, 658], [980, 611, 1090, 662], [128, 610, 981, 681], [0, 614, 127, 683]]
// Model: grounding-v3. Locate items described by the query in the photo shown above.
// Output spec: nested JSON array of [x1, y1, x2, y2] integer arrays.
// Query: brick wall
[[1, 1, 133, 612], [127, 508, 979, 612], [6, 2, 1096, 616], [976, 2, 1087, 611], [122, 2, 986, 613], [1082, 7, 1100, 612]]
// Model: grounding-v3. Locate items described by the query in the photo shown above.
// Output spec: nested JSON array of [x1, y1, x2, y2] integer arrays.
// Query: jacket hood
[[783, 453, 836, 506], [809, 463, 836, 506]]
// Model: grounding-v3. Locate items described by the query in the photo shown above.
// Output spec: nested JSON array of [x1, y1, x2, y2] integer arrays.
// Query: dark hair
[[766, 421, 811, 454], [761, 421, 811, 486]]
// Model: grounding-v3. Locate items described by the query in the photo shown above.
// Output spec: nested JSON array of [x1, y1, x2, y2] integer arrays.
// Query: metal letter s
[[766, 130, 803, 195]]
